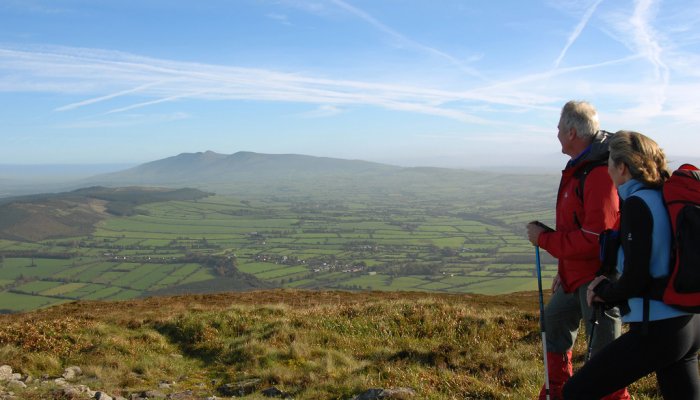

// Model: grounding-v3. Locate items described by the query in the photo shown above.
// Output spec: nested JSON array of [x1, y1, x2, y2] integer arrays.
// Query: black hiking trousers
[[563, 314, 700, 399]]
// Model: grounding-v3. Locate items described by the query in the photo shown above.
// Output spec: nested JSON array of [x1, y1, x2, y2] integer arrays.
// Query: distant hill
[[82, 151, 560, 200], [0, 186, 212, 241], [87, 150, 399, 185]]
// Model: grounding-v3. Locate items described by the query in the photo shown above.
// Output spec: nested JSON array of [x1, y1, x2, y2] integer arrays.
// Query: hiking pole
[[535, 246, 550, 400], [587, 303, 600, 361]]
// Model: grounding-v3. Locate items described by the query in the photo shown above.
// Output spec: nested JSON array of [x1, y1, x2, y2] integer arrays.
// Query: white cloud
[[299, 105, 343, 118], [266, 13, 292, 25], [1, 0, 68, 15], [0, 45, 528, 123]]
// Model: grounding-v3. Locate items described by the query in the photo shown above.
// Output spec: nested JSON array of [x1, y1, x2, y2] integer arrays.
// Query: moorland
[[0, 290, 663, 399]]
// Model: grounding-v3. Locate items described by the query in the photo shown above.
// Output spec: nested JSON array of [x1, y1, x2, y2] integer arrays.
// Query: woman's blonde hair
[[609, 130, 670, 188]]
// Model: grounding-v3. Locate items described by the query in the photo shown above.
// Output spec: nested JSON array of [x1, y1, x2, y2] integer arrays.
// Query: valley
[[0, 190, 558, 313]]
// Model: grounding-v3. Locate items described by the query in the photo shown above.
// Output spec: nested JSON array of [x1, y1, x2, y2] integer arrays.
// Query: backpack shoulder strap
[[573, 158, 609, 202]]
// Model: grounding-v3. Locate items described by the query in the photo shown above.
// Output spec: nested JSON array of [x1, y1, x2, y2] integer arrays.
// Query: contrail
[[105, 91, 201, 114], [55, 81, 165, 111], [629, 0, 668, 114], [631, 0, 667, 82], [554, 0, 604, 69], [329, 0, 487, 81]]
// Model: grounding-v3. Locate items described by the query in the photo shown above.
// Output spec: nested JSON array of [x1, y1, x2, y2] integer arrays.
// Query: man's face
[[557, 118, 574, 156]]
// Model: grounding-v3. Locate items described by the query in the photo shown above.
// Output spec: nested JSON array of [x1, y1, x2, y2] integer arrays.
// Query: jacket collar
[[567, 145, 592, 168], [617, 178, 647, 201], [565, 130, 613, 169]]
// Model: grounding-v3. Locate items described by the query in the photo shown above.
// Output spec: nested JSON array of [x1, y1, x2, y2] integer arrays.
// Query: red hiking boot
[[601, 388, 631, 400]]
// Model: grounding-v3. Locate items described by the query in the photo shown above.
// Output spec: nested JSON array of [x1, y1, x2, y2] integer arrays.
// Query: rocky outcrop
[[0, 364, 415, 400]]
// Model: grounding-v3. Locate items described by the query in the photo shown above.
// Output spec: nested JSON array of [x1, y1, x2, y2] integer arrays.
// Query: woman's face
[[607, 155, 629, 187]]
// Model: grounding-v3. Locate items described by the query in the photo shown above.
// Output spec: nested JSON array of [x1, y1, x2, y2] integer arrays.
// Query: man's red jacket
[[538, 133, 620, 293]]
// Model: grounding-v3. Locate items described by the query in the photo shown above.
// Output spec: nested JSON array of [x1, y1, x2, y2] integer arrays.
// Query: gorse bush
[[0, 317, 94, 356]]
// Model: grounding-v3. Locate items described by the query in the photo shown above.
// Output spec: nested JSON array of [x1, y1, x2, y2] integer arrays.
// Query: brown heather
[[0, 290, 663, 399]]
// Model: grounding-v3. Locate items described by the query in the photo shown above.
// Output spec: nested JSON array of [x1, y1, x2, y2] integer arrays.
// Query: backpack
[[654, 163, 700, 312], [573, 130, 616, 203], [574, 159, 609, 202], [600, 163, 700, 321]]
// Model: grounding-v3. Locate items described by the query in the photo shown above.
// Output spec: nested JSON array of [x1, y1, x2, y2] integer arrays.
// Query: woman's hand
[[587, 275, 608, 306]]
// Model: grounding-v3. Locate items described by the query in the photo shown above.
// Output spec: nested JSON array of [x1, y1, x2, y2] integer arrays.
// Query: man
[[526, 101, 629, 400]]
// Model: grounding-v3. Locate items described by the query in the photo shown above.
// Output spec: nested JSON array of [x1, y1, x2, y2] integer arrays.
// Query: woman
[[562, 131, 700, 399]]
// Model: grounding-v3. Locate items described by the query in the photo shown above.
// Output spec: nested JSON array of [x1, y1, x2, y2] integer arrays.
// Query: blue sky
[[1, 0, 699, 168]]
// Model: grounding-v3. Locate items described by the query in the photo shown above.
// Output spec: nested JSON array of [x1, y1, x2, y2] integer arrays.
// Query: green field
[[0, 181, 560, 313]]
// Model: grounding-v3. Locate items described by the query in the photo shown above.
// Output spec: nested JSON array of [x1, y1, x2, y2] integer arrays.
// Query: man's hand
[[526, 222, 546, 246], [586, 275, 608, 306]]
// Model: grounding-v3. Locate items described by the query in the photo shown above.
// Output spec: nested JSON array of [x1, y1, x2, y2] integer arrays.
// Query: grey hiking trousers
[[544, 279, 622, 355]]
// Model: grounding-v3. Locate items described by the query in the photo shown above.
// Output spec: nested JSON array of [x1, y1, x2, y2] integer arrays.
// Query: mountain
[[87, 151, 399, 185], [80, 151, 559, 200]]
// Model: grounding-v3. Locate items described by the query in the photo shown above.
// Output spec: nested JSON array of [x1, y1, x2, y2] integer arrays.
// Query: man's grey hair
[[560, 100, 600, 140]]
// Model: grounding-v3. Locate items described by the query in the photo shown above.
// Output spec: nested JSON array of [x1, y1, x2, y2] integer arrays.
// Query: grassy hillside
[[0, 290, 662, 399], [0, 187, 212, 241]]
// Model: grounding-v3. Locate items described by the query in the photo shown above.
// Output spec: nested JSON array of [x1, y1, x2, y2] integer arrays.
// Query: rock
[[352, 388, 416, 400], [59, 384, 94, 398], [218, 378, 261, 397], [5, 381, 25, 390], [0, 366, 12, 381], [95, 391, 114, 400], [169, 390, 194, 399], [379, 388, 416, 399], [74, 384, 94, 395], [353, 389, 384, 400], [63, 366, 83, 381], [63, 387, 82, 397], [262, 387, 291, 398], [0, 390, 18, 400], [142, 389, 167, 398], [54, 378, 69, 387], [8, 375, 20, 382]]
